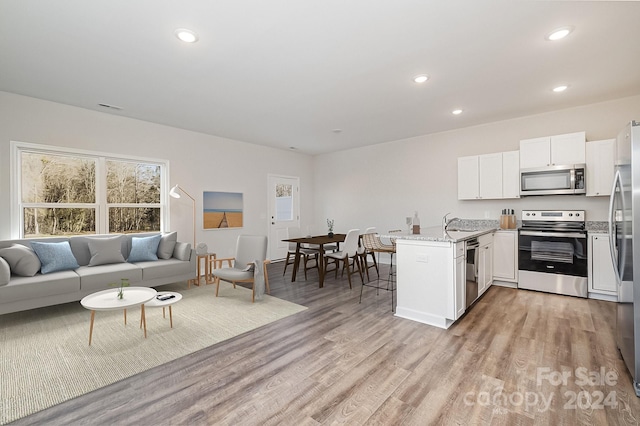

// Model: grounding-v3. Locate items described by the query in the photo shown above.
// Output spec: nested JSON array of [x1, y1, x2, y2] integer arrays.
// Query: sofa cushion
[[173, 242, 192, 261], [157, 232, 177, 259], [133, 258, 193, 280], [30, 241, 80, 274], [0, 257, 10, 286], [75, 263, 143, 292], [88, 235, 126, 266], [128, 234, 161, 263], [0, 244, 41, 277], [0, 270, 81, 303]]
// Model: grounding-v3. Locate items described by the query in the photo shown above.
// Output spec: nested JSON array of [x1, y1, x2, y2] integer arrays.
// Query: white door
[[268, 175, 300, 261]]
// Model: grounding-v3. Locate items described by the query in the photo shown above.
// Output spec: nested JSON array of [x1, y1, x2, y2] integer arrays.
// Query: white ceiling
[[1, 1, 639, 155]]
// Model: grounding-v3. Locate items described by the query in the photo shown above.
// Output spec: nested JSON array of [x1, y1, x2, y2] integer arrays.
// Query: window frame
[[10, 141, 171, 239]]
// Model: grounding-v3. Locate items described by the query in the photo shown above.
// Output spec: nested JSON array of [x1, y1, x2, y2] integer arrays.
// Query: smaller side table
[[189, 252, 217, 287], [142, 291, 183, 328]]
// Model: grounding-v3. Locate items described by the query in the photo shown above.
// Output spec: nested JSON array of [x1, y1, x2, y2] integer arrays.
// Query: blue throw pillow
[[128, 234, 162, 263], [30, 241, 80, 274]]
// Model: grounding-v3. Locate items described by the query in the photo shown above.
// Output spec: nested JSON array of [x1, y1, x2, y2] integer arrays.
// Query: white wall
[[3, 91, 640, 252], [0, 91, 315, 258], [313, 95, 640, 234]]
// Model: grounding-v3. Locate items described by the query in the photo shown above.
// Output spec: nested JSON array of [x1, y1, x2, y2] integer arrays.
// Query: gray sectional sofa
[[0, 232, 195, 315]]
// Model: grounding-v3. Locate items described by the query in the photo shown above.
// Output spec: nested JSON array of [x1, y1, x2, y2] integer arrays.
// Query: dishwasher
[[465, 238, 479, 308]]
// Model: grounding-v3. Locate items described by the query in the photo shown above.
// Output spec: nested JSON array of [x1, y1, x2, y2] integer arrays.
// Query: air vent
[[98, 103, 123, 111]]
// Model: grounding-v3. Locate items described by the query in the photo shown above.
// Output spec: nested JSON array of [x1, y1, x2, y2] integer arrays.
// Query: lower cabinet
[[454, 244, 466, 319], [478, 234, 493, 296], [396, 239, 466, 329], [493, 230, 518, 283], [588, 233, 617, 299]]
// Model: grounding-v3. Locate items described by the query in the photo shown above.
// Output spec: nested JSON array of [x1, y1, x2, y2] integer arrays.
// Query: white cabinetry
[[493, 230, 518, 284], [458, 152, 519, 200], [588, 233, 617, 300], [396, 239, 466, 329], [502, 150, 520, 198], [520, 131, 586, 168], [454, 243, 466, 319], [458, 155, 480, 200], [478, 233, 493, 296], [586, 139, 615, 197]]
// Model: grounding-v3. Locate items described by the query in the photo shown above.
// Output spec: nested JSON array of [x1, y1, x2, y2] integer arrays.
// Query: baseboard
[[492, 280, 517, 289]]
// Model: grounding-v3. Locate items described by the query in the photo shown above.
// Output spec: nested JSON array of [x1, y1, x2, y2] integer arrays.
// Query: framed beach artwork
[[203, 191, 243, 229]]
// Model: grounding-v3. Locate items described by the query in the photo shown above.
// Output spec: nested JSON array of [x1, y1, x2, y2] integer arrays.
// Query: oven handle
[[519, 231, 586, 239]]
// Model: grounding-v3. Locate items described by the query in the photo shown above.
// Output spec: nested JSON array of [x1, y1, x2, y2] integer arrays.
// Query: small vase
[[328, 232, 334, 238], [117, 288, 124, 299]]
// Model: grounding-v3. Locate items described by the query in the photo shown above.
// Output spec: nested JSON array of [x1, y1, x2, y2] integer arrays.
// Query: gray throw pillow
[[157, 232, 177, 259], [30, 241, 80, 274], [0, 244, 41, 277], [173, 242, 192, 261], [0, 257, 10, 286], [88, 236, 126, 266]]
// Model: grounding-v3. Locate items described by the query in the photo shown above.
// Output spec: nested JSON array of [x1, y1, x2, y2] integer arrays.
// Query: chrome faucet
[[443, 212, 459, 231]]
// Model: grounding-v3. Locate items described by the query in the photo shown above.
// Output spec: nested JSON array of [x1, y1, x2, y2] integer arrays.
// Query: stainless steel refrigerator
[[609, 120, 640, 396]]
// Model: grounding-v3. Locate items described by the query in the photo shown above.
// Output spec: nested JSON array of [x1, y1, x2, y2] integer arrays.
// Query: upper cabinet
[[586, 139, 615, 197], [519, 131, 586, 169], [458, 151, 519, 200], [502, 151, 520, 199]]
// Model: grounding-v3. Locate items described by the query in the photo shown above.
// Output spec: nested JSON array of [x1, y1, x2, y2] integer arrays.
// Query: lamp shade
[[169, 184, 181, 199]]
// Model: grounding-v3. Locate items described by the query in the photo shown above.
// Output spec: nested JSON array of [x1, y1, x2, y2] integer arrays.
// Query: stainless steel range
[[518, 210, 588, 298]]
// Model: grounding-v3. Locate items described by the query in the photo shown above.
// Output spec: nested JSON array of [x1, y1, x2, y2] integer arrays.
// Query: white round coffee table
[[80, 287, 157, 345], [142, 291, 183, 329]]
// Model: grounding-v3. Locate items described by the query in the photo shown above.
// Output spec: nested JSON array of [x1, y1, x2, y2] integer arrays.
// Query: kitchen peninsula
[[393, 226, 496, 329]]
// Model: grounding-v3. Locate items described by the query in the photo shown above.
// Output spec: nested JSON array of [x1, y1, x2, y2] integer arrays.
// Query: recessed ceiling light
[[553, 85, 568, 92], [413, 74, 429, 83], [546, 26, 573, 41], [452, 109, 463, 115], [175, 28, 199, 43], [332, 129, 342, 134]]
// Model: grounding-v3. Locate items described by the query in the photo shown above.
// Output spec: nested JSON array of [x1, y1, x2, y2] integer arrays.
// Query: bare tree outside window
[[21, 152, 96, 237], [275, 183, 293, 221], [19, 148, 165, 238], [106, 160, 161, 233]]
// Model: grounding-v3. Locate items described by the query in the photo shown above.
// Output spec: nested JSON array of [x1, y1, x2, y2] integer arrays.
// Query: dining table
[[282, 233, 346, 288]]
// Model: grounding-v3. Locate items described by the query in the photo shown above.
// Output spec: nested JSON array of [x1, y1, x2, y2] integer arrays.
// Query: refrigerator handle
[[608, 169, 622, 284]]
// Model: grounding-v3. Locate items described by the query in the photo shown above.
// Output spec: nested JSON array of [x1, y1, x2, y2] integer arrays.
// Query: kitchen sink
[[445, 227, 479, 232]]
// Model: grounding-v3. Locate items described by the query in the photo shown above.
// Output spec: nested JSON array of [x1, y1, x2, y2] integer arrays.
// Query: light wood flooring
[[12, 262, 640, 425]]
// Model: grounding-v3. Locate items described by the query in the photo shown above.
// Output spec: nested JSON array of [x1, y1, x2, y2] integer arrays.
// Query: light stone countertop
[[383, 225, 496, 243]]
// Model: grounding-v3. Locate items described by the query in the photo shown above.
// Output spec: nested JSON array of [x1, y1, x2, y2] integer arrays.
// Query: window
[[13, 142, 168, 238], [275, 183, 293, 221]]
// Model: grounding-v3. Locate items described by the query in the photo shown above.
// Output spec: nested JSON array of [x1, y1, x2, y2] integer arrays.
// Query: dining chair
[[211, 235, 270, 302], [358, 227, 379, 281], [282, 227, 319, 280], [324, 229, 363, 289]]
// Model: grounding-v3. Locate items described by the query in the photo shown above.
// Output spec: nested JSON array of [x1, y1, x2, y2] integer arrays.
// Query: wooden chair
[[283, 227, 319, 280], [211, 235, 270, 302]]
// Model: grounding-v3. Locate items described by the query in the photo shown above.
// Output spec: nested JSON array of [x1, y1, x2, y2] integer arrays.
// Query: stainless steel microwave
[[520, 164, 586, 196]]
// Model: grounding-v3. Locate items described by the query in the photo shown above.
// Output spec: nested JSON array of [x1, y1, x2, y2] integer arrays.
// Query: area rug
[[0, 282, 307, 425]]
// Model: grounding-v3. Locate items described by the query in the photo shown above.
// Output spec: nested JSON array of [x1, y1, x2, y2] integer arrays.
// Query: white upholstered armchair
[[211, 235, 270, 302]]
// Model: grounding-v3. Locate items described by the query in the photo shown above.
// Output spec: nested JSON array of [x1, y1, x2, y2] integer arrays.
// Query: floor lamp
[[169, 184, 196, 249]]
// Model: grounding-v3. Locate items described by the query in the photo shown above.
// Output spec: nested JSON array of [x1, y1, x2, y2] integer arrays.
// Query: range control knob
[[569, 213, 573, 217], [575, 213, 580, 217]]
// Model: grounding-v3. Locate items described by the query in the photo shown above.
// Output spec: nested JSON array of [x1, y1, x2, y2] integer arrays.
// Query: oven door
[[518, 230, 588, 277]]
